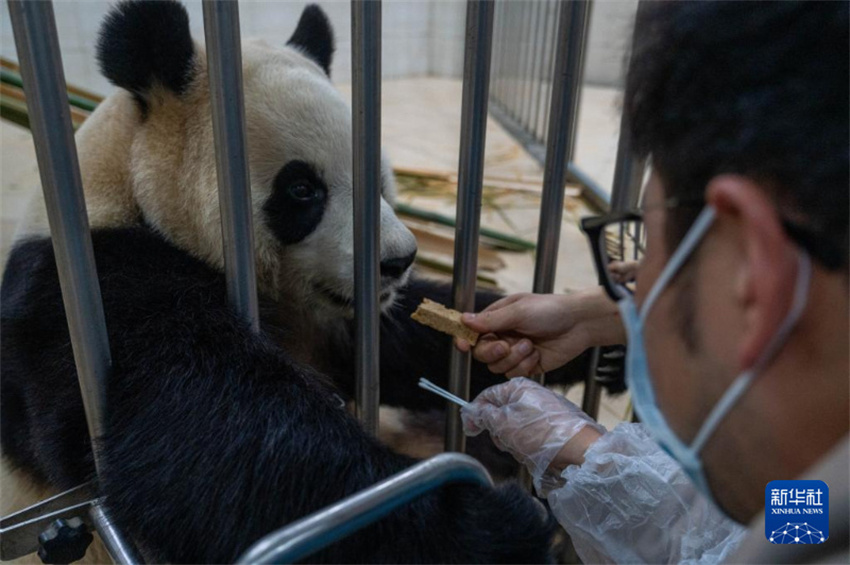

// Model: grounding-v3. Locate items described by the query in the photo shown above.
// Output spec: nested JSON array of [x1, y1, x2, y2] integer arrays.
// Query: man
[[456, 1, 849, 562]]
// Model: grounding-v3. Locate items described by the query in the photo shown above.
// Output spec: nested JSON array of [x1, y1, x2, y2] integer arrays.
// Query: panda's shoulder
[[2, 227, 226, 323]]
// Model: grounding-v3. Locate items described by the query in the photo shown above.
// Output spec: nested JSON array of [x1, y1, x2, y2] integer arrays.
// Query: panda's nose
[[380, 250, 417, 279]]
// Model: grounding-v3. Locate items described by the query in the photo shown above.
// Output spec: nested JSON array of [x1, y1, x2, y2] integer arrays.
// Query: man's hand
[[455, 287, 625, 377], [461, 378, 605, 481]]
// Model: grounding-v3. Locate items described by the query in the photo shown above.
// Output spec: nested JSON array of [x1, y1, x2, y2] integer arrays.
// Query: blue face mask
[[617, 206, 812, 501]]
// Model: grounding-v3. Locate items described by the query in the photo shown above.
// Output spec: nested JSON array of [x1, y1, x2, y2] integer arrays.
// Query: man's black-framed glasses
[[580, 211, 645, 302]]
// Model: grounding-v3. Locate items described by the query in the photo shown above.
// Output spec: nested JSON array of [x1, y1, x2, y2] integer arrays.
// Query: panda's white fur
[[2, 3, 565, 561], [3, 5, 431, 558], [18, 39, 416, 325]]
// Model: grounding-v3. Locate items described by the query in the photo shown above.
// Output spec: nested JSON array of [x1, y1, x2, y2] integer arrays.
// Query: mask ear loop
[[639, 207, 718, 324], [690, 251, 813, 454]]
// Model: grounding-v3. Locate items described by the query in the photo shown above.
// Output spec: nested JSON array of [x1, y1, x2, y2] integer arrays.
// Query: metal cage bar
[[351, 0, 383, 436], [89, 505, 143, 565], [7, 1, 143, 562], [236, 454, 493, 564], [8, 0, 111, 462], [491, 1, 505, 106], [445, 0, 495, 454], [532, 0, 591, 300], [609, 1, 648, 214], [520, 2, 541, 130], [609, 117, 645, 213], [582, 1, 647, 419], [527, 0, 548, 138], [203, 0, 260, 333]]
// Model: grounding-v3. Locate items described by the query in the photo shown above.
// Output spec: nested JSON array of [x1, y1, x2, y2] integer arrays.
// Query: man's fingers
[[488, 339, 535, 375], [462, 303, 522, 334], [472, 338, 511, 364], [506, 350, 542, 378], [479, 293, 526, 313], [454, 337, 471, 352]]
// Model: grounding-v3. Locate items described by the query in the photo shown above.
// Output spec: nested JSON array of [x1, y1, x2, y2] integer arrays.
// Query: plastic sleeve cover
[[546, 423, 747, 564]]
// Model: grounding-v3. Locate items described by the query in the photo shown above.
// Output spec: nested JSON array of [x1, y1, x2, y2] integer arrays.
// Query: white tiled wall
[[0, 0, 437, 96], [584, 0, 639, 87], [0, 0, 636, 98]]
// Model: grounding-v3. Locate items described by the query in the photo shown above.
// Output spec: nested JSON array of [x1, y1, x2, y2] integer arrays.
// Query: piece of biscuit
[[411, 298, 479, 346]]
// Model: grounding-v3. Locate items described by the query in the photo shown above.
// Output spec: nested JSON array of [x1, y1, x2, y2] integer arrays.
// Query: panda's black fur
[[1, 227, 556, 563], [287, 4, 335, 76], [96, 0, 195, 115], [1, 1, 602, 561]]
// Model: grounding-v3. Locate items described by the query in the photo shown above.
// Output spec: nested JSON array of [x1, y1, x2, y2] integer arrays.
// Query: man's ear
[[706, 175, 799, 370], [287, 5, 335, 76]]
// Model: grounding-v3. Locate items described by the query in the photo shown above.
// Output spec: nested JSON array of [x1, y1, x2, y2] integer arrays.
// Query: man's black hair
[[626, 0, 849, 272]]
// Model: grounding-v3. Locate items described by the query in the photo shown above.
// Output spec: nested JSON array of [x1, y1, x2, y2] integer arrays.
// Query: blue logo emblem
[[765, 480, 829, 544]]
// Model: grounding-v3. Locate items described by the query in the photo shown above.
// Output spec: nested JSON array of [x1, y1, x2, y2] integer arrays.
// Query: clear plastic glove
[[461, 377, 605, 493]]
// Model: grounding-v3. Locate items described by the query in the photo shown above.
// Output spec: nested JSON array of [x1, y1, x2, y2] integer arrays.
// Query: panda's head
[[94, 0, 417, 317]]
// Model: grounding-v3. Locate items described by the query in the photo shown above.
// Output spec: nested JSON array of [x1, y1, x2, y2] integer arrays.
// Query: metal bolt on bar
[[351, 0, 382, 436], [236, 453, 493, 564], [89, 504, 143, 565], [445, 0, 495, 454], [0, 483, 96, 561], [8, 1, 143, 561], [203, 0, 260, 333]]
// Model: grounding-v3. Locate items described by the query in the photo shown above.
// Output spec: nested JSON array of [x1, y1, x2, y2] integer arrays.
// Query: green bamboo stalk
[[395, 202, 536, 252], [1, 68, 99, 113]]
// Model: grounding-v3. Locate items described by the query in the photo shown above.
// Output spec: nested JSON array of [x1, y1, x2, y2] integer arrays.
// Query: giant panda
[[1, 1, 564, 562]]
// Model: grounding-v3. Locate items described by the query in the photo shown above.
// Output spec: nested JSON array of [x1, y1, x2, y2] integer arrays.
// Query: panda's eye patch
[[264, 160, 328, 245]]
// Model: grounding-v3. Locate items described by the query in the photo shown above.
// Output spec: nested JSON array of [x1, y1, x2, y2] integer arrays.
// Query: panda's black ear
[[287, 4, 335, 76], [97, 0, 195, 107]]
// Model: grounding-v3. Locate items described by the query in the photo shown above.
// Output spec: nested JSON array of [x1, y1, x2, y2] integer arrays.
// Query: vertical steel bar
[[445, 0, 495, 453], [496, 1, 509, 109], [609, 1, 648, 214], [505, 0, 522, 107], [610, 139, 645, 212], [8, 0, 111, 468], [528, 0, 548, 141], [351, 0, 382, 436], [538, 0, 557, 141], [10, 2, 143, 560], [496, 1, 510, 108], [582, 1, 647, 420], [89, 505, 143, 564], [532, 0, 591, 301], [520, 0, 590, 487], [519, 1, 540, 131], [491, 2, 505, 106], [541, 0, 561, 142], [510, 1, 530, 119], [203, 0, 260, 333]]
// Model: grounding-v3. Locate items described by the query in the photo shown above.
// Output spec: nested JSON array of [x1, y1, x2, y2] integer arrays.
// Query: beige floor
[[0, 77, 630, 428]]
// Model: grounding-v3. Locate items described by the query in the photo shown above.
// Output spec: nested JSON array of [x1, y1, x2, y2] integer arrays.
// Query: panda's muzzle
[[379, 250, 417, 280], [314, 284, 394, 309]]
